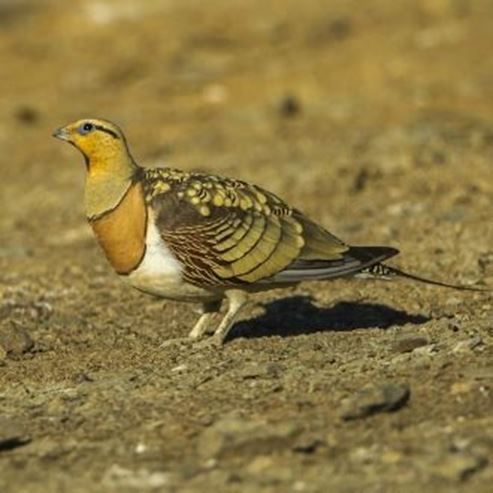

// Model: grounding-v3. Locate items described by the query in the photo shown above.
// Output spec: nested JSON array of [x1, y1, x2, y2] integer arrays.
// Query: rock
[[246, 455, 275, 474], [197, 418, 301, 459], [246, 456, 294, 484], [349, 446, 376, 464], [297, 349, 332, 366], [292, 433, 324, 454], [239, 362, 282, 379], [391, 335, 429, 353], [432, 452, 488, 482], [0, 417, 30, 451], [102, 464, 172, 490], [340, 382, 410, 420], [0, 326, 34, 356], [452, 336, 483, 353]]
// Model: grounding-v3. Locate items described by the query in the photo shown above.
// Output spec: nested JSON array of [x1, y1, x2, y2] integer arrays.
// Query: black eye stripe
[[94, 124, 120, 139]]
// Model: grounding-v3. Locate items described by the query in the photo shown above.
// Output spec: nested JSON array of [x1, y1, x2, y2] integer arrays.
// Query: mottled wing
[[144, 168, 395, 287]]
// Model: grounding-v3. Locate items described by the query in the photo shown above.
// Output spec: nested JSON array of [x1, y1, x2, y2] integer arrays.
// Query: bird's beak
[[52, 126, 71, 141]]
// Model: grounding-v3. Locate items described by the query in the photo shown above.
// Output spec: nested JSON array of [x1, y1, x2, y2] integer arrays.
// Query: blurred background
[[1, 1, 492, 491]]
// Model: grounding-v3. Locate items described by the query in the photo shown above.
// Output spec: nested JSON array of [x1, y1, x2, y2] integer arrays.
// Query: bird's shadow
[[230, 295, 429, 340]]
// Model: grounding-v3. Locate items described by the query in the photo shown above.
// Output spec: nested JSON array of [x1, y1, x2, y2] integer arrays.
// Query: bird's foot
[[193, 333, 225, 350], [159, 333, 224, 350]]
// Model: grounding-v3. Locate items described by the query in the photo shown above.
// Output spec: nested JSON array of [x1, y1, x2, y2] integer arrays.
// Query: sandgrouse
[[53, 118, 484, 345]]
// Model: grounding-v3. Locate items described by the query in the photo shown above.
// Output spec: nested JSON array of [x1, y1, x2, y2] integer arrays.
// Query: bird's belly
[[125, 216, 220, 303], [125, 271, 218, 302]]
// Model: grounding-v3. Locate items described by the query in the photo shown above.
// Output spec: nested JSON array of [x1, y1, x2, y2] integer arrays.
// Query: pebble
[[197, 418, 301, 459], [340, 382, 410, 420], [391, 335, 429, 353], [0, 326, 34, 356], [102, 464, 171, 490], [245, 455, 294, 485], [432, 453, 487, 482], [239, 362, 282, 379], [292, 434, 324, 454], [452, 336, 483, 353], [246, 455, 274, 474]]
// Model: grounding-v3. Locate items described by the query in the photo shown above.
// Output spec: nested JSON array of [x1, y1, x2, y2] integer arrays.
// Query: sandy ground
[[0, 1, 492, 492]]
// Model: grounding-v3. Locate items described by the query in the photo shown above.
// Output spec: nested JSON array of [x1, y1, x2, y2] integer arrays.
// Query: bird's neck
[[84, 152, 138, 219]]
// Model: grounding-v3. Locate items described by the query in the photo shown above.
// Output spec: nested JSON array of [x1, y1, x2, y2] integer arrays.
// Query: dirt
[[0, 1, 492, 492]]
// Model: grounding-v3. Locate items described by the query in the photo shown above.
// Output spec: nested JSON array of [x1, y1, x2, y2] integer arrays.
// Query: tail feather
[[265, 246, 399, 284], [360, 263, 489, 292]]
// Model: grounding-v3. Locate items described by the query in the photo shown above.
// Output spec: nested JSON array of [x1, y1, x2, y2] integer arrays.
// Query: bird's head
[[54, 118, 139, 217], [53, 118, 133, 172]]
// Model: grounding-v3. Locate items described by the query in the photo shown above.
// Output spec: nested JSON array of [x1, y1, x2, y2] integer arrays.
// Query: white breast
[[126, 213, 216, 302], [137, 216, 183, 279], [126, 213, 182, 293]]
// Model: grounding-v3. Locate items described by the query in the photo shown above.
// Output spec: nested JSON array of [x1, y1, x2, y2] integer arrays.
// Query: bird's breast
[[89, 182, 147, 275], [127, 212, 218, 302]]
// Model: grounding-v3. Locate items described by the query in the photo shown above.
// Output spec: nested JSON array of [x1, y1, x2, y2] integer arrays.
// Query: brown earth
[[0, 1, 492, 492]]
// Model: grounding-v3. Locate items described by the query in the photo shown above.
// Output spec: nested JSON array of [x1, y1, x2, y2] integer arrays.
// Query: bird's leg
[[188, 299, 222, 339], [212, 290, 248, 345]]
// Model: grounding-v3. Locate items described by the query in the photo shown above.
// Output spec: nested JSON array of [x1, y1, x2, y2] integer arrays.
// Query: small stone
[[297, 349, 330, 366], [292, 434, 323, 454], [432, 453, 488, 482], [349, 446, 375, 464], [452, 336, 483, 353], [0, 326, 34, 356], [102, 464, 171, 489], [197, 418, 301, 459], [72, 372, 94, 384], [413, 344, 438, 357], [246, 455, 274, 474], [239, 362, 282, 379], [246, 456, 294, 484], [340, 382, 410, 420], [391, 335, 429, 353]]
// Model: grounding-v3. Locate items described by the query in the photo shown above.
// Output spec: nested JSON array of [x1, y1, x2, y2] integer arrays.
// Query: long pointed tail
[[359, 263, 489, 292]]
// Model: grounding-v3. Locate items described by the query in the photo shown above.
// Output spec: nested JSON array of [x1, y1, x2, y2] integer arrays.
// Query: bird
[[53, 118, 486, 345]]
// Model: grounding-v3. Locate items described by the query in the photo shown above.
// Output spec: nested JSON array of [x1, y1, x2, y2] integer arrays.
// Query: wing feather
[[144, 168, 396, 288]]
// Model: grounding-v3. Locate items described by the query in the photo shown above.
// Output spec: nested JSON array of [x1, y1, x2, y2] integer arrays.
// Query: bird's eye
[[79, 122, 94, 135]]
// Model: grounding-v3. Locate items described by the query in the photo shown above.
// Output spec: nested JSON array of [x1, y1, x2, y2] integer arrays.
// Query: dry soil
[[0, 1, 492, 492]]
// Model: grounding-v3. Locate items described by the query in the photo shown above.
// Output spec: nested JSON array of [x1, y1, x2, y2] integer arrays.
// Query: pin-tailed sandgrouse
[[53, 119, 486, 345]]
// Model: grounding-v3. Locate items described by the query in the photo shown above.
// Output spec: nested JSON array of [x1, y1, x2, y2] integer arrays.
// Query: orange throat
[[89, 182, 147, 275]]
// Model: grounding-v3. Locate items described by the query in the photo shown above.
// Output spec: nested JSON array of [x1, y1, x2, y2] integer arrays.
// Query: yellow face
[[53, 118, 126, 165]]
